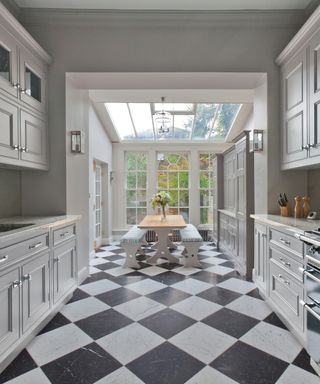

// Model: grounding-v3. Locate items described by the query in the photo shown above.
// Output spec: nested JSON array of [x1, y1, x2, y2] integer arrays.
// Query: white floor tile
[[171, 278, 212, 295], [101, 245, 121, 251], [26, 324, 92, 366], [126, 279, 166, 295], [174, 266, 200, 276], [217, 278, 256, 294], [170, 296, 222, 320], [185, 366, 238, 384], [169, 322, 236, 364], [106, 266, 134, 276], [114, 296, 165, 321], [89, 266, 102, 274], [201, 257, 228, 265], [97, 323, 164, 364], [240, 322, 302, 363], [60, 297, 109, 322], [96, 251, 116, 257], [276, 364, 320, 384], [4, 368, 51, 384], [94, 367, 144, 384], [91, 258, 108, 266], [226, 295, 272, 320], [205, 265, 234, 276], [198, 250, 221, 257], [139, 266, 167, 276], [80, 279, 121, 295]]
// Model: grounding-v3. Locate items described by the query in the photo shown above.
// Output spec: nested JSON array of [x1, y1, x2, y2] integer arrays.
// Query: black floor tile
[[96, 287, 140, 307], [197, 286, 242, 306], [150, 271, 186, 285], [81, 272, 108, 285], [0, 350, 37, 383], [127, 342, 204, 384], [191, 270, 222, 285], [42, 342, 121, 384], [104, 272, 147, 286], [38, 313, 71, 335], [67, 288, 90, 303], [293, 348, 317, 375], [246, 288, 263, 300], [94, 248, 105, 253], [202, 308, 259, 338], [103, 255, 123, 261], [157, 262, 181, 270], [263, 312, 287, 330], [146, 287, 191, 306], [139, 308, 196, 339], [94, 261, 121, 271], [219, 261, 235, 268], [210, 341, 289, 384], [75, 309, 133, 340]]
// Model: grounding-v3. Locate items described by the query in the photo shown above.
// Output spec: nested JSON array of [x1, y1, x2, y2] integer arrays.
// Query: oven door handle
[[305, 269, 320, 284], [305, 302, 320, 322], [299, 234, 320, 247]]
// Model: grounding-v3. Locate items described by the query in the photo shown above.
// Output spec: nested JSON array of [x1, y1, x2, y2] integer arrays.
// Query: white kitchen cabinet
[[253, 223, 267, 294], [0, 3, 51, 170]]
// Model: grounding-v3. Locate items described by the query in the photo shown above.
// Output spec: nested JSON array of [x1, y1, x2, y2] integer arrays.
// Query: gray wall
[[308, 169, 320, 212], [16, 9, 309, 216], [0, 169, 21, 218]]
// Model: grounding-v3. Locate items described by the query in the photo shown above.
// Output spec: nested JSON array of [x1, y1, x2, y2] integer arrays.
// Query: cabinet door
[[0, 25, 18, 98], [0, 267, 20, 355], [254, 223, 267, 292], [282, 50, 308, 164], [21, 251, 50, 333], [19, 47, 47, 113], [236, 143, 246, 219], [20, 110, 47, 167], [309, 34, 320, 158], [0, 97, 19, 160], [53, 241, 76, 304]]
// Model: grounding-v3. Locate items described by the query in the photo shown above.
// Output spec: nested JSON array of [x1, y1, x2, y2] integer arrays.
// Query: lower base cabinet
[[0, 268, 20, 355], [253, 223, 267, 294], [53, 240, 76, 304]]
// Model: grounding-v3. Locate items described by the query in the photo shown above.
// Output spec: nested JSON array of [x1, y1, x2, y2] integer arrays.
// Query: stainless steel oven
[[300, 231, 320, 367]]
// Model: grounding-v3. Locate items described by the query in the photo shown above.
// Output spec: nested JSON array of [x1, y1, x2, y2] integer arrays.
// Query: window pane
[[192, 104, 217, 139], [158, 172, 167, 189], [169, 190, 178, 206], [211, 104, 241, 140], [167, 207, 178, 215], [105, 103, 135, 140], [179, 190, 189, 207], [179, 172, 189, 188], [200, 190, 209, 206], [126, 208, 136, 225], [169, 172, 178, 188], [200, 208, 208, 224], [25, 67, 41, 102], [199, 154, 209, 170], [200, 171, 209, 188], [127, 172, 136, 188], [136, 153, 147, 170], [0, 45, 10, 82], [129, 103, 154, 140], [126, 190, 136, 207], [180, 208, 189, 222], [137, 208, 147, 223], [137, 172, 147, 188], [137, 190, 146, 207], [177, 154, 189, 170], [127, 153, 136, 170]]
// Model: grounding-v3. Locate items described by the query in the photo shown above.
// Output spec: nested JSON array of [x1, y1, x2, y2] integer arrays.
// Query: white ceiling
[[14, 0, 315, 10]]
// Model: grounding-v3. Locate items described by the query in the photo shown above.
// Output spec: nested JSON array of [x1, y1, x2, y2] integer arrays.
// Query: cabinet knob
[[12, 280, 22, 288], [11, 145, 19, 151], [20, 147, 29, 153], [308, 143, 317, 149], [301, 145, 309, 151], [12, 82, 20, 89], [23, 274, 32, 282], [54, 257, 61, 263], [29, 241, 42, 249], [20, 88, 27, 94], [0, 255, 8, 263]]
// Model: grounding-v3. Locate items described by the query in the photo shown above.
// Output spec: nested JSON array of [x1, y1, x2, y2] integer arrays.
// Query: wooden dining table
[[138, 214, 186, 264]]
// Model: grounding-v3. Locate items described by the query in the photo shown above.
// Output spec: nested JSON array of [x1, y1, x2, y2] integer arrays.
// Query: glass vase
[[161, 205, 166, 221]]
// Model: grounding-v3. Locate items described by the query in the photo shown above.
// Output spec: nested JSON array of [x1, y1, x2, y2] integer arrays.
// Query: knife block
[[280, 205, 289, 217]]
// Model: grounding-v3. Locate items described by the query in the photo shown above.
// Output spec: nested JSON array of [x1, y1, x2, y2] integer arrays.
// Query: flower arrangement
[[151, 191, 171, 219]]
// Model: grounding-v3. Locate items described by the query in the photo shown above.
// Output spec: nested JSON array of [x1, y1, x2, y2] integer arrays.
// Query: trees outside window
[[199, 153, 215, 225], [157, 152, 189, 222], [125, 152, 147, 224]]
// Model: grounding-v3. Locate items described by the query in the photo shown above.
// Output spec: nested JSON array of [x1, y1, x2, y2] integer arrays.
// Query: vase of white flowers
[[151, 191, 171, 221]]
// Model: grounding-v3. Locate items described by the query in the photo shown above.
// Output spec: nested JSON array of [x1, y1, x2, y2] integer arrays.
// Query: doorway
[[94, 160, 108, 249]]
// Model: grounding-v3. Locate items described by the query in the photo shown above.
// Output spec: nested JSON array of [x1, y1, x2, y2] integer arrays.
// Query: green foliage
[[213, 104, 240, 138], [151, 191, 171, 209]]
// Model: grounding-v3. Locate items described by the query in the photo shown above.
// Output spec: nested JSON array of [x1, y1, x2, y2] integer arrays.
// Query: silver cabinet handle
[[262, 233, 267, 238], [301, 145, 309, 150], [54, 257, 61, 263], [12, 280, 22, 288], [60, 231, 69, 238], [279, 257, 291, 267], [0, 255, 8, 263], [29, 242, 42, 250], [12, 82, 20, 89], [23, 274, 32, 282], [279, 238, 290, 246], [308, 143, 317, 148], [11, 145, 19, 151], [278, 274, 290, 285], [20, 147, 28, 153], [20, 88, 26, 94]]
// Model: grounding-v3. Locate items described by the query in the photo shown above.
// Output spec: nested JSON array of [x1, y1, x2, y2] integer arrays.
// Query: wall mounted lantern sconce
[[71, 131, 85, 153], [249, 129, 263, 152]]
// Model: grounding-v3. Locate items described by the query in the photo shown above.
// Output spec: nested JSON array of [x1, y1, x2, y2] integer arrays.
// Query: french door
[[94, 163, 102, 248]]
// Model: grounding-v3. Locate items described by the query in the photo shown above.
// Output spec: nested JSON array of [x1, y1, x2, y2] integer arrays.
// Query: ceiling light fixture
[[154, 97, 172, 135]]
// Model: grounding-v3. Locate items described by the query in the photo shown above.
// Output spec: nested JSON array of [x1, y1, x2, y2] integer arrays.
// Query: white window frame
[[199, 152, 215, 226]]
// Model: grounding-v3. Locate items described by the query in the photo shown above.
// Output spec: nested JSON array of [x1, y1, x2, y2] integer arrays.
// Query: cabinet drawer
[[269, 228, 303, 258], [269, 260, 304, 331], [0, 232, 49, 269], [270, 246, 304, 282], [53, 224, 75, 246]]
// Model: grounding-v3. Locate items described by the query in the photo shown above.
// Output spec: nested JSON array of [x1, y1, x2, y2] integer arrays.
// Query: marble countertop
[[0, 215, 81, 245], [250, 214, 320, 234]]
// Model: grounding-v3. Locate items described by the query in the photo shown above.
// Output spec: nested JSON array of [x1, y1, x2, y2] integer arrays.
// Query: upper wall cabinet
[[0, 3, 51, 170], [277, 7, 320, 170]]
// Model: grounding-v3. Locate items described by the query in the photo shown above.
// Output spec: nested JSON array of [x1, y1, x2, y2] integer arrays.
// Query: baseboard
[[78, 266, 89, 285], [311, 359, 320, 376]]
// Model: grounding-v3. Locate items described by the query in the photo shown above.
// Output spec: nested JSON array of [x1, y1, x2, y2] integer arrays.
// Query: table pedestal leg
[[147, 228, 179, 264]]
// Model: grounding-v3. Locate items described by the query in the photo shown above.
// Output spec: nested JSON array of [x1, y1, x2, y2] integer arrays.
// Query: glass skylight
[[104, 102, 241, 142]]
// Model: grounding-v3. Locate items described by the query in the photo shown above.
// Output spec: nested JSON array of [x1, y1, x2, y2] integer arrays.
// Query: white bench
[[180, 224, 203, 267], [120, 226, 148, 268]]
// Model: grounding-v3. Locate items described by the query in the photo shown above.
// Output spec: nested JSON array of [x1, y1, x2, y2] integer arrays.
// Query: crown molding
[[19, 8, 307, 30], [0, 2, 52, 64], [276, 5, 320, 65], [1, 0, 20, 18]]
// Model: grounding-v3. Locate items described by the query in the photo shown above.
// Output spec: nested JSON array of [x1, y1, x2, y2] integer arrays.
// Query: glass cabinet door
[[25, 66, 41, 102], [0, 26, 18, 97], [0, 45, 11, 82]]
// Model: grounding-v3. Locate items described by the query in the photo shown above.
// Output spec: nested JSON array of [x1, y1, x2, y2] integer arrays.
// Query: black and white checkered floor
[[0, 242, 319, 384]]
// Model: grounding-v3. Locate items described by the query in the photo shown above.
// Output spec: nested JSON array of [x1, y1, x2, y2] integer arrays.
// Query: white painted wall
[[89, 104, 113, 249], [0, 170, 21, 218]]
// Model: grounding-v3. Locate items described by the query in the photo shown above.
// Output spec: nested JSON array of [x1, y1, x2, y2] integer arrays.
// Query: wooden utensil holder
[[280, 205, 289, 217]]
